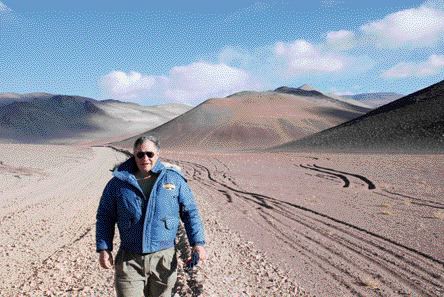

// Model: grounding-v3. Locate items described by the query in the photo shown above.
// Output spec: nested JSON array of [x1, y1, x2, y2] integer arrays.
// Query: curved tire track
[[300, 164, 351, 188], [312, 164, 376, 190], [300, 163, 376, 190]]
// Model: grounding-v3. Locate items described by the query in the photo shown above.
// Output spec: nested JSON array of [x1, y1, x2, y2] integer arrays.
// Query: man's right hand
[[99, 250, 113, 269]]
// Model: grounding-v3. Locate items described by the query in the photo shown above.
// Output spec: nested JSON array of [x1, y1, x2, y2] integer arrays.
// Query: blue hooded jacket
[[96, 157, 205, 253]]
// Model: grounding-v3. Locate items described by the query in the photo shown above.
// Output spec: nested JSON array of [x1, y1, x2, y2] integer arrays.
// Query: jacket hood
[[113, 157, 185, 184]]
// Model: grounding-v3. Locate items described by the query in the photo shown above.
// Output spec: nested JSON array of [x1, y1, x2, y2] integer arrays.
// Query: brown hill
[[114, 90, 370, 151], [272, 80, 444, 153]]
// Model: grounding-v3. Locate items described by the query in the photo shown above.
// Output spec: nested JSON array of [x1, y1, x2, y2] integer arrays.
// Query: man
[[96, 136, 206, 297]]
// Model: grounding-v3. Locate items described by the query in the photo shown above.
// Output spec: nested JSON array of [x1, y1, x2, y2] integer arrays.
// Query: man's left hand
[[192, 245, 207, 263]]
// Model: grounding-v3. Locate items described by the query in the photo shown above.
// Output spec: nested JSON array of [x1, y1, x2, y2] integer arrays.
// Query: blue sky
[[0, 0, 443, 106]]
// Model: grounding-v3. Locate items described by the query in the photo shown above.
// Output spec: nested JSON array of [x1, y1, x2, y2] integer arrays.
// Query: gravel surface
[[1, 144, 442, 296]]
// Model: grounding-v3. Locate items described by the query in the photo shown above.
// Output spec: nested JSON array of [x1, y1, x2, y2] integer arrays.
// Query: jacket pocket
[[163, 216, 178, 230]]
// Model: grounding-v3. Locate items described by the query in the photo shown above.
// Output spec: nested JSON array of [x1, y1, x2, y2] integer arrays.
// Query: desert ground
[[161, 149, 444, 296], [0, 143, 443, 296]]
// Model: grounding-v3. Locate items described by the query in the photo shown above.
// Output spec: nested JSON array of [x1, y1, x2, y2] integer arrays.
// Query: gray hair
[[133, 135, 160, 151]]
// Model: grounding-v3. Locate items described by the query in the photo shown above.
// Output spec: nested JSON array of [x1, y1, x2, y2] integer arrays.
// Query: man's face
[[133, 141, 159, 175]]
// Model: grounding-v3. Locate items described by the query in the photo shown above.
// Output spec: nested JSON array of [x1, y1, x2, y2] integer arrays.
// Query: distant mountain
[[0, 92, 53, 107], [274, 85, 327, 98], [0, 96, 103, 142], [273, 86, 401, 109], [114, 88, 370, 151], [343, 92, 404, 108], [0, 93, 191, 144], [274, 84, 373, 110], [272, 80, 444, 153], [324, 93, 373, 109]]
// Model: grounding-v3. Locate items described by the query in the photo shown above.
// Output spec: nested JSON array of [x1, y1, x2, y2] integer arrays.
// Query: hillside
[[273, 80, 444, 153], [114, 86, 370, 151]]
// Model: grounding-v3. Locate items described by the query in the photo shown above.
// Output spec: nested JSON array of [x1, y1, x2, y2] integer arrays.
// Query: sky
[[0, 0, 443, 106]]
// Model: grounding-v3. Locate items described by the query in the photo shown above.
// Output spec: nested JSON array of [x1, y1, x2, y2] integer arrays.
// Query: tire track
[[300, 163, 376, 190], [378, 190, 444, 210], [237, 188, 443, 296], [268, 201, 443, 294], [175, 158, 443, 263], [175, 160, 377, 294], [300, 164, 351, 188], [165, 157, 444, 297], [300, 162, 444, 210], [312, 164, 376, 190]]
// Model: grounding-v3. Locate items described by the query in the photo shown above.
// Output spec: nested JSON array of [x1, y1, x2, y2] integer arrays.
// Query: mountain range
[[0, 93, 191, 144], [1, 81, 440, 153]]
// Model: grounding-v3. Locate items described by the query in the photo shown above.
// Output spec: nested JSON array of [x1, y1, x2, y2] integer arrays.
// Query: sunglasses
[[135, 151, 155, 159]]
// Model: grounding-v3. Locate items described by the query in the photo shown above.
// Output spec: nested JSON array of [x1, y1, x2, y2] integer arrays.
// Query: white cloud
[[99, 71, 160, 100], [164, 62, 259, 102], [382, 54, 444, 78], [361, 4, 444, 48], [326, 30, 357, 50], [100, 62, 260, 104], [0, 1, 12, 12], [329, 84, 363, 96], [274, 39, 346, 75]]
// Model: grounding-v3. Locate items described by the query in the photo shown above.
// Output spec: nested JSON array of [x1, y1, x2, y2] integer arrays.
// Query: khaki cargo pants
[[114, 247, 177, 297]]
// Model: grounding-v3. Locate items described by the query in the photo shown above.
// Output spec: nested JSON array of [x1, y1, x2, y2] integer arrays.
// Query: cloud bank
[[100, 62, 260, 104], [383, 54, 444, 78], [360, 4, 444, 48]]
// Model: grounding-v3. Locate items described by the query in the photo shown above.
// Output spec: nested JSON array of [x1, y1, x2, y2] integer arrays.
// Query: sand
[[1, 144, 443, 296]]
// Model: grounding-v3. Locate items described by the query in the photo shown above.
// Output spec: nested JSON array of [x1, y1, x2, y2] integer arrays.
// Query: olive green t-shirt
[[136, 173, 158, 201]]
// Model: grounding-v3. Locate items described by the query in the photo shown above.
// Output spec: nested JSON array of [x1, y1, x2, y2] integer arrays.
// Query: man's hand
[[99, 250, 113, 269], [192, 245, 207, 262]]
